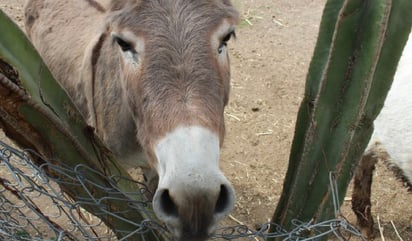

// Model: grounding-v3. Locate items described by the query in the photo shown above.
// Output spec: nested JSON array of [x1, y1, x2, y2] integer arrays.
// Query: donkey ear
[[78, 32, 108, 127]]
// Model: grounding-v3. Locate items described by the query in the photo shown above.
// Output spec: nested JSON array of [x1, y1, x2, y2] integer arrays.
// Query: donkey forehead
[[110, 0, 238, 87], [112, 0, 238, 36]]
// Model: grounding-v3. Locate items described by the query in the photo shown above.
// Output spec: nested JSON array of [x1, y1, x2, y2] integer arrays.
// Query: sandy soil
[[0, 0, 410, 240]]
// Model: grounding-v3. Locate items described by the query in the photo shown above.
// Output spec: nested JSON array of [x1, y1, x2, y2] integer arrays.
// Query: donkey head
[[106, 0, 238, 239]]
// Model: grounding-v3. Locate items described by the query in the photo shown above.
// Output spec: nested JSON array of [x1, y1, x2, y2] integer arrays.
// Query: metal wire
[[0, 140, 365, 241]]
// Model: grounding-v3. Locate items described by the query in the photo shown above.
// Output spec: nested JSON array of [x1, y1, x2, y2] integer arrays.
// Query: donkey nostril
[[159, 189, 178, 217], [215, 184, 230, 214]]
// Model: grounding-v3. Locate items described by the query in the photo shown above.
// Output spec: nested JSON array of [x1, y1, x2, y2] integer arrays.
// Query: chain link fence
[[0, 140, 365, 241]]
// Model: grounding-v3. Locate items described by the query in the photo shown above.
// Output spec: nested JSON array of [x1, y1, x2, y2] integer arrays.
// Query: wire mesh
[[0, 140, 365, 241]]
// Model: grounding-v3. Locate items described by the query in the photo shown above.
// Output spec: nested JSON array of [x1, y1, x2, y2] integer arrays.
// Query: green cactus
[[270, 0, 412, 239], [0, 10, 166, 241]]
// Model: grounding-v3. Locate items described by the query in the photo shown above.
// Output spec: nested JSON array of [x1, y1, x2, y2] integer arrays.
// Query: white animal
[[352, 30, 412, 239], [369, 33, 412, 184]]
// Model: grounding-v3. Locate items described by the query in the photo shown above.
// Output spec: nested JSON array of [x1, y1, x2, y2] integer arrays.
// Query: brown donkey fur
[[25, 0, 239, 240]]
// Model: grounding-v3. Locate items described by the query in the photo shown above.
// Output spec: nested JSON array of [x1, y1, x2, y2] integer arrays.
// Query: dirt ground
[[0, 0, 411, 240]]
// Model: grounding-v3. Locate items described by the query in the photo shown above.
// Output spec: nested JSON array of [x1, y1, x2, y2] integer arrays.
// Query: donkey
[[24, 0, 239, 240], [352, 30, 412, 239]]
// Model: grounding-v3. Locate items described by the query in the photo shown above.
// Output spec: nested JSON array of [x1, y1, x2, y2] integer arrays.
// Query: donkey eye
[[218, 31, 235, 54], [114, 36, 134, 52], [222, 31, 235, 43]]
